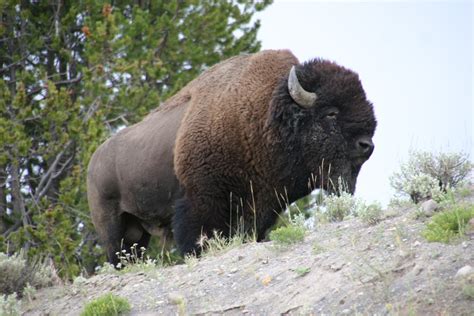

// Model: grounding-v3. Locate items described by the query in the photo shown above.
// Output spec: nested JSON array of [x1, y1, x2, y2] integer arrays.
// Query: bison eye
[[326, 110, 339, 119]]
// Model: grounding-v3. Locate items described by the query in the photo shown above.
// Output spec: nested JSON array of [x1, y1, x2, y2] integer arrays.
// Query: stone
[[420, 199, 438, 215], [466, 218, 474, 236], [455, 265, 474, 278]]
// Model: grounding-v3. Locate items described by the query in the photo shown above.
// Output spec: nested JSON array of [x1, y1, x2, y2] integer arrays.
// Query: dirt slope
[[23, 202, 473, 315]]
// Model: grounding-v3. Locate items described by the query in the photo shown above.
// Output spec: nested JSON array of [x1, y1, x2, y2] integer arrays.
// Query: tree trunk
[[0, 168, 7, 234], [10, 152, 31, 250]]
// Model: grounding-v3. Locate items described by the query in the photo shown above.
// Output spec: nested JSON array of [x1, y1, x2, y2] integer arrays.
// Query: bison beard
[[87, 50, 376, 264]]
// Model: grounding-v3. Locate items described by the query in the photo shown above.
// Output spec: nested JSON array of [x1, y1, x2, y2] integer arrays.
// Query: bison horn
[[288, 65, 317, 108]]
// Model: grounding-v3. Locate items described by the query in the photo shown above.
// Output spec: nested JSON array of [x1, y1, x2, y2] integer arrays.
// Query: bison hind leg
[[121, 213, 151, 261]]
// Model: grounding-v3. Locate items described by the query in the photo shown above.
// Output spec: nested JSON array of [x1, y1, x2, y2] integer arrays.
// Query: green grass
[[312, 242, 326, 255], [269, 224, 305, 246], [80, 293, 131, 316], [422, 205, 474, 243], [294, 267, 311, 277], [462, 283, 474, 300], [202, 230, 246, 257]]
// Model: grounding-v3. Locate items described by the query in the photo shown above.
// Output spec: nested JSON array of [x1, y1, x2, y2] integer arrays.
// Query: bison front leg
[[172, 196, 230, 256]]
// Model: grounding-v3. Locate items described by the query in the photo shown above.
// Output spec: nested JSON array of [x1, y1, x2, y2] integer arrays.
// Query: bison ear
[[288, 66, 318, 108]]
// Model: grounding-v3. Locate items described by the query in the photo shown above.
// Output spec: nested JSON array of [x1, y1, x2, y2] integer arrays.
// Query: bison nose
[[356, 136, 374, 157]]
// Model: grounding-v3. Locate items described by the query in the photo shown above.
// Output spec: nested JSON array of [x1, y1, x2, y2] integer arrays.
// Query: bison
[[87, 49, 376, 265]]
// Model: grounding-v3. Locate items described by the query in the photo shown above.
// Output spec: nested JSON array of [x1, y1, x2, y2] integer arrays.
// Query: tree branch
[[0, 57, 28, 75], [34, 140, 73, 202], [27, 74, 83, 97]]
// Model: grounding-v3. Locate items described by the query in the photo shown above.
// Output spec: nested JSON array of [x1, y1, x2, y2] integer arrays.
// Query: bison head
[[269, 59, 376, 196]]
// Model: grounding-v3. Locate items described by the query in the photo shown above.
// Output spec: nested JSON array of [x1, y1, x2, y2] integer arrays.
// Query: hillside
[[21, 193, 473, 315]]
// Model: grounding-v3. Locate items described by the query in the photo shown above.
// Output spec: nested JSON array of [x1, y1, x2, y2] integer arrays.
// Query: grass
[[80, 293, 130, 316], [269, 224, 305, 246], [294, 267, 311, 277], [456, 184, 472, 198], [99, 256, 160, 277], [201, 230, 247, 257], [98, 242, 182, 278], [422, 205, 474, 243], [312, 242, 326, 255], [168, 292, 186, 315], [184, 254, 198, 270], [462, 283, 474, 300]]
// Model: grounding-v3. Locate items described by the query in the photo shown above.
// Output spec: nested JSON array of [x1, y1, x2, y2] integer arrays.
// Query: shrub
[[322, 192, 363, 222], [81, 293, 131, 316], [22, 283, 36, 304], [358, 202, 383, 225], [269, 215, 306, 246], [422, 205, 474, 243], [405, 173, 442, 203], [269, 225, 306, 245], [0, 293, 21, 316], [387, 197, 414, 209], [390, 150, 473, 203], [0, 251, 53, 296]]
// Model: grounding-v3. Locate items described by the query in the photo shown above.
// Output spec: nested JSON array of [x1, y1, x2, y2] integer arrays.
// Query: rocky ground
[[22, 196, 473, 315]]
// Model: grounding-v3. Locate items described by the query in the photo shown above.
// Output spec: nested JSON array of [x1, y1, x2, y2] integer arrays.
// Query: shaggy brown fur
[[87, 50, 376, 262]]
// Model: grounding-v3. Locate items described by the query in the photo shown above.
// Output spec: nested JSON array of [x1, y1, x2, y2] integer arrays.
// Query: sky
[[256, 0, 473, 205]]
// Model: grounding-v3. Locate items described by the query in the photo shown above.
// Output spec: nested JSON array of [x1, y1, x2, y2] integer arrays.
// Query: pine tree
[[0, 0, 272, 277]]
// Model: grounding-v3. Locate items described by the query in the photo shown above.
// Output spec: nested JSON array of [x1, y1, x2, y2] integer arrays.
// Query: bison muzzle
[[87, 50, 376, 265]]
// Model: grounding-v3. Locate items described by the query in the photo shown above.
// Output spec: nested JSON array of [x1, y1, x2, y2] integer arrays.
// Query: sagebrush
[[0, 293, 21, 316], [321, 192, 363, 222], [390, 150, 472, 203], [358, 202, 383, 225], [0, 251, 54, 296]]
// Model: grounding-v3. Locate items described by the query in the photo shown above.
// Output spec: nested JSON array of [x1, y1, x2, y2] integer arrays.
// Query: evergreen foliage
[[0, 0, 271, 277]]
